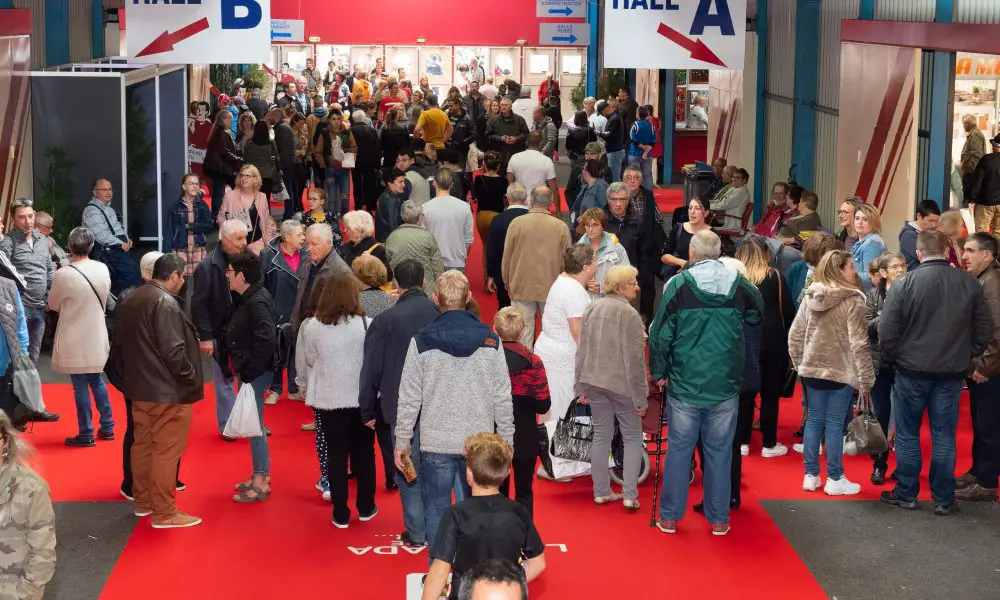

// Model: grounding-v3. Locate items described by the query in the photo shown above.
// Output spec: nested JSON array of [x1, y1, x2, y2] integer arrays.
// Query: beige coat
[[48, 259, 110, 374], [502, 208, 571, 303], [788, 282, 875, 393], [575, 294, 648, 410]]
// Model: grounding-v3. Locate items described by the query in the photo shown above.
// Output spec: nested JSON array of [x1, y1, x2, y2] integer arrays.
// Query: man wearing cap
[[565, 142, 609, 214], [970, 134, 1000, 233]]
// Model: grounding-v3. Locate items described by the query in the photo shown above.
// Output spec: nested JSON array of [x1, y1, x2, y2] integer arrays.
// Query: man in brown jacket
[[501, 185, 571, 349], [113, 253, 204, 529], [958, 232, 1000, 501]]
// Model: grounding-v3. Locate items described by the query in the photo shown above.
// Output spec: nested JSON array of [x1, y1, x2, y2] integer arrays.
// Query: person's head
[[9, 198, 34, 234], [583, 96, 597, 113], [419, 75, 429, 87], [770, 182, 788, 207], [963, 232, 998, 275], [786, 183, 803, 209], [180, 173, 202, 200], [799, 191, 819, 215], [711, 157, 727, 177], [721, 165, 736, 184], [433, 270, 472, 311], [219, 219, 249, 255], [305, 223, 335, 262], [693, 95, 706, 107], [488, 98, 501, 115], [838, 197, 859, 229], [563, 245, 596, 280], [342, 210, 375, 244], [505, 183, 527, 207], [238, 165, 262, 192], [963, 114, 977, 133], [0, 408, 32, 468], [532, 105, 544, 123], [382, 169, 406, 195], [623, 166, 643, 193], [457, 559, 528, 600], [801, 231, 844, 267], [226, 250, 262, 294], [279, 219, 305, 251], [305, 58, 314, 69], [868, 255, 885, 288], [731, 168, 749, 189], [214, 108, 233, 131], [392, 259, 424, 291], [434, 168, 455, 195], [493, 307, 526, 343], [531, 186, 553, 209], [66, 226, 94, 258], [34, 211, 53, 237], [600, 99, 616, 116], [468, 79, 479, 94], [195, 100, 210, 119], [688, 196, 710, 225], [396, 147, 416, 171], [938, 209, 964, 241], [814, 249, 859, 289], [147, 253, 185, 293], [915, 199, 941, 231], [688, 230, 722, 262], [92, 178, 114, 203], [525, 131, 543, 151], [314, 271, 363, 325], [572, 110, 588, 129], [139, 250, 164, 281], [637, 105, 650, 120], [438, 148, 460, 168], [583, 159, 608, 184], [464, 432, 512, 490], [580, 207, 606, 240], [399, 200, 425, 227], [606, 182, 630, 218], [584, 142, 603, 161], [483, 151, 501, 173], [500, 97, 513, 116], [352, 254, 389, 290], [853, 203, 882, 237], [735, 235, 773, 286], [425, 94, 440, 108], [307, 188, 328, 213], [285, 81, 298, 96], [878, 251, 908, 285], [603, 265, 640, 300], [618, 86, 631, 100]]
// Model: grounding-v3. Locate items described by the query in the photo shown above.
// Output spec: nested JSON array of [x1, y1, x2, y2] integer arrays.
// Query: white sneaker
[[322, 490, 331, 502], [740, 444, 749, 457], [802, 474, 823, 491], [824, 476, 861, 496], [263, 390, 279, 405], [288, 391, 304, 401], [761, 442, 788, 458], [793, 442, 821, 455]]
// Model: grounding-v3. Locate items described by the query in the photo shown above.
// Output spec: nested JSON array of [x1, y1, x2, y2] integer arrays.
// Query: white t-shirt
[[535, 275, 591, 356], [507, 150, 556, 201], [423, 195, 474, 268], [588, 112, 608, 145]]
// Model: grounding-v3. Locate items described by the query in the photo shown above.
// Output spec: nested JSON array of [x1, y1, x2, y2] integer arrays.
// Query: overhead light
[[307, 36, 320, 43], [416, 38, 426, 44], [516, 39, 527, 45]]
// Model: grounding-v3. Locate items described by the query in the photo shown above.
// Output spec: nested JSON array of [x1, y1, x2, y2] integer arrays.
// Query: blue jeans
[[871, 369, 895, 471], [23, 307, 46, 364], [70, 373, 114, 439], [802, 382, 856, 481], [212, 344, 237, 433], [892, 373, 962, 505], [324, 167, 351, 214], [393, 425, 426, 544], [629, 155, 654, 190], [607, 149, 626, 183], [421, 452, 472, 552], [240, 371, 274, 475], [659, 396, 738, 525]]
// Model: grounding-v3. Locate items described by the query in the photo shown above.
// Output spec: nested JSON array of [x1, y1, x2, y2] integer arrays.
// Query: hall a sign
[[956, 53, 1000, 80]]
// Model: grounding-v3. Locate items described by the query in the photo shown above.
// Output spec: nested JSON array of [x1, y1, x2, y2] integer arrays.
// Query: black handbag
[[776, 273, 798, 398], [549, 398, 593, 463]]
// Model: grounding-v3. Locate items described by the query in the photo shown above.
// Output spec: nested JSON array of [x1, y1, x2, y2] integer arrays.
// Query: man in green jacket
[[385, 200, 445, 295], [649, 230, 763, 537]]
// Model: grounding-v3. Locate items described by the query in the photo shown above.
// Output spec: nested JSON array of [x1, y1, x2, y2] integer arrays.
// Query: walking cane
[[649, 389, 667, 527]]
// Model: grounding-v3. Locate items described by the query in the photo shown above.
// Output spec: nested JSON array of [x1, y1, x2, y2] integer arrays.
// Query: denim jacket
[[168, 196, 214, 250]]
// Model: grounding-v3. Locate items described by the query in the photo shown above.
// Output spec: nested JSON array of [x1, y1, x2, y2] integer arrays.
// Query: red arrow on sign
[[657, 23, 727, 68], [136, 17, 210, 57]]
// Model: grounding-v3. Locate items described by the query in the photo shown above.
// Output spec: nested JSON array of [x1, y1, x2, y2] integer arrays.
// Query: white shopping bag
[[223, 384, 262, 438]]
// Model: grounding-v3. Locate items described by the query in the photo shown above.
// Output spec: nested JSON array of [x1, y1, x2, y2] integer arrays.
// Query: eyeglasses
[[240, 174, 255, 179], [94, 187, 113, 192], [837, 209, 854, 215], [608, 196, 629, 203], [887, 263, 907, 271]]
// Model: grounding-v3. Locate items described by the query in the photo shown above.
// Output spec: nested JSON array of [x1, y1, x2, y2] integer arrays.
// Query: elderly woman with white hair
[[384, 201, 444, 295], [340, 210, 393, 286], [575, 264, 647, 509], [260, 219, 308, 405]]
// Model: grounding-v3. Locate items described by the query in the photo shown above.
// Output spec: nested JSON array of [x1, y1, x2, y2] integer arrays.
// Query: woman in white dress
[[535, 245, 598, 481]]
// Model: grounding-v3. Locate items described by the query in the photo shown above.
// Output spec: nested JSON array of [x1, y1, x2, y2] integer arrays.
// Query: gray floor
[[763, 499, 1000, 600], [45, 502, 137, 600]]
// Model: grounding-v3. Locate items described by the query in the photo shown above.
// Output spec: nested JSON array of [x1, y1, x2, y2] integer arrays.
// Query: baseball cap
[[585, 142, 603, 155]]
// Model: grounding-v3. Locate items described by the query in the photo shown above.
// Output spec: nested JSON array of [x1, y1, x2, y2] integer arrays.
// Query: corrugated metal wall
[[956, 0, 1000, 23], [747, 0, 757, 20], [763, 0, 796, 189], [915, 51, 933, 204], [68, 0, 93, 62], [813, 0, 858, 227], [12, 0, 45, 69], [875, 0, 936, 21]]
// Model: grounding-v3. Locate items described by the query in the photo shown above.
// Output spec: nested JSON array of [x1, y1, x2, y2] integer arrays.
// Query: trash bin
[[682, 167, 715, 205]]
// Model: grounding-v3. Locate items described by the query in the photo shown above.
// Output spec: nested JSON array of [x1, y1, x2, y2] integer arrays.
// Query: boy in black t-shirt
[[422, 433, 546, 600]]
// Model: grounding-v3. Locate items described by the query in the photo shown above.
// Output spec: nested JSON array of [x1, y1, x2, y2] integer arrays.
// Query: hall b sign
[[127, 0, 271, 64], [603, 0, 746, 70]]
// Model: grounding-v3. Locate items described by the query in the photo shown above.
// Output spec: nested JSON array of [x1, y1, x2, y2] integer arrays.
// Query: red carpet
[[29, 215, 971, 599]]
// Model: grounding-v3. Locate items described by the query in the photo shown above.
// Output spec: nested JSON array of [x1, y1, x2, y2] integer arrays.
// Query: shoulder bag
[[269, 142, 285, 194], [776, 273, 799, 398], [844, 392, 888, 455]]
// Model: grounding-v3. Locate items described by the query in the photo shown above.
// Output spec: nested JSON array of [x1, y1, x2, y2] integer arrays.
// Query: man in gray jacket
[[0, 198, 53, 364], [879, 230, 993, 515], [394, 270, 514, 551]]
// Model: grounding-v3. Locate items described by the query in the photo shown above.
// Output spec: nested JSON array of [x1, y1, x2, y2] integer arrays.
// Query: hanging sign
[[128, 0, 271, 64]]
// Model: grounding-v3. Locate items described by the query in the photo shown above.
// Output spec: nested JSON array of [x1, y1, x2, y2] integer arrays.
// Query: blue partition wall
[[157, 69, 187, 251]]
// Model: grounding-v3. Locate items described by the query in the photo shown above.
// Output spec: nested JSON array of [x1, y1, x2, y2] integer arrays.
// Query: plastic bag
[[844, 393, 888, 456], [223, 383, 262, 439]]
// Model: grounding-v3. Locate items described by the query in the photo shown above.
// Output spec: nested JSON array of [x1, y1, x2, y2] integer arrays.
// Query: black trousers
[[320, 407, 376, 523], [969, 375, 1000, 489], [282, 168, 303, 221], [375, 416, 394, 487], [758, 350, 789, 449], [499, 456, 537, 518], [496, 280, 512, 309], [639, 279, 655, 325], [351, 168, 381, 212], [121, 398, 181, 495]]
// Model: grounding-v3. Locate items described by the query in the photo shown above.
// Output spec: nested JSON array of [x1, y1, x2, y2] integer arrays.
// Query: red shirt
[[281, 247, 301, 272]]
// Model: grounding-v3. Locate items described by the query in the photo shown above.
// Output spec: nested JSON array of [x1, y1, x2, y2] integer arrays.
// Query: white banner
[[128, 0, 271, 64]]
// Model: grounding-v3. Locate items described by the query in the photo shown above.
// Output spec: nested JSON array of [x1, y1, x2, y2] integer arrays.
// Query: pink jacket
[[216, 189, 276, 255]]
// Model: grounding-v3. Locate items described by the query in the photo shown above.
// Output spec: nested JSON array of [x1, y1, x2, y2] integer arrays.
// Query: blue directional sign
[[539, 22, 590, 46], [536, 0, 586, 18]]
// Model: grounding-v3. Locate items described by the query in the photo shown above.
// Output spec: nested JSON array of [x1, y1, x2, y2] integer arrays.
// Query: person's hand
[[636, 407, 647, 417], [586, 279, 600, 293], [576, 395, 588, 405], [388, 286, 402, 301], [968, 203, 976, 214], [364, 419, 376, 429], [486, 277, 496, 293], [973, 370, 988, 384], [199, 340, 214, 356], [655, 379, 667, 391], [121, 242, 132, 252], [394, 449, 409, 472]]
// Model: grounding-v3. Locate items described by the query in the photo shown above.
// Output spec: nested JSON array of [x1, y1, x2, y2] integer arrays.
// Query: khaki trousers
[[511, 299, 545, 351], [132, 402, 193, 521], [974, 204, 1000, 233]]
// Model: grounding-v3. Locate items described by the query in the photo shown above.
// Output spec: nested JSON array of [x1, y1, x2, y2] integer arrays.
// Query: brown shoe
[[956, 472, 977, 489], [954, 482, 998, 502], [151, 512, 203, 529], [301, 422, 316, 432]]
